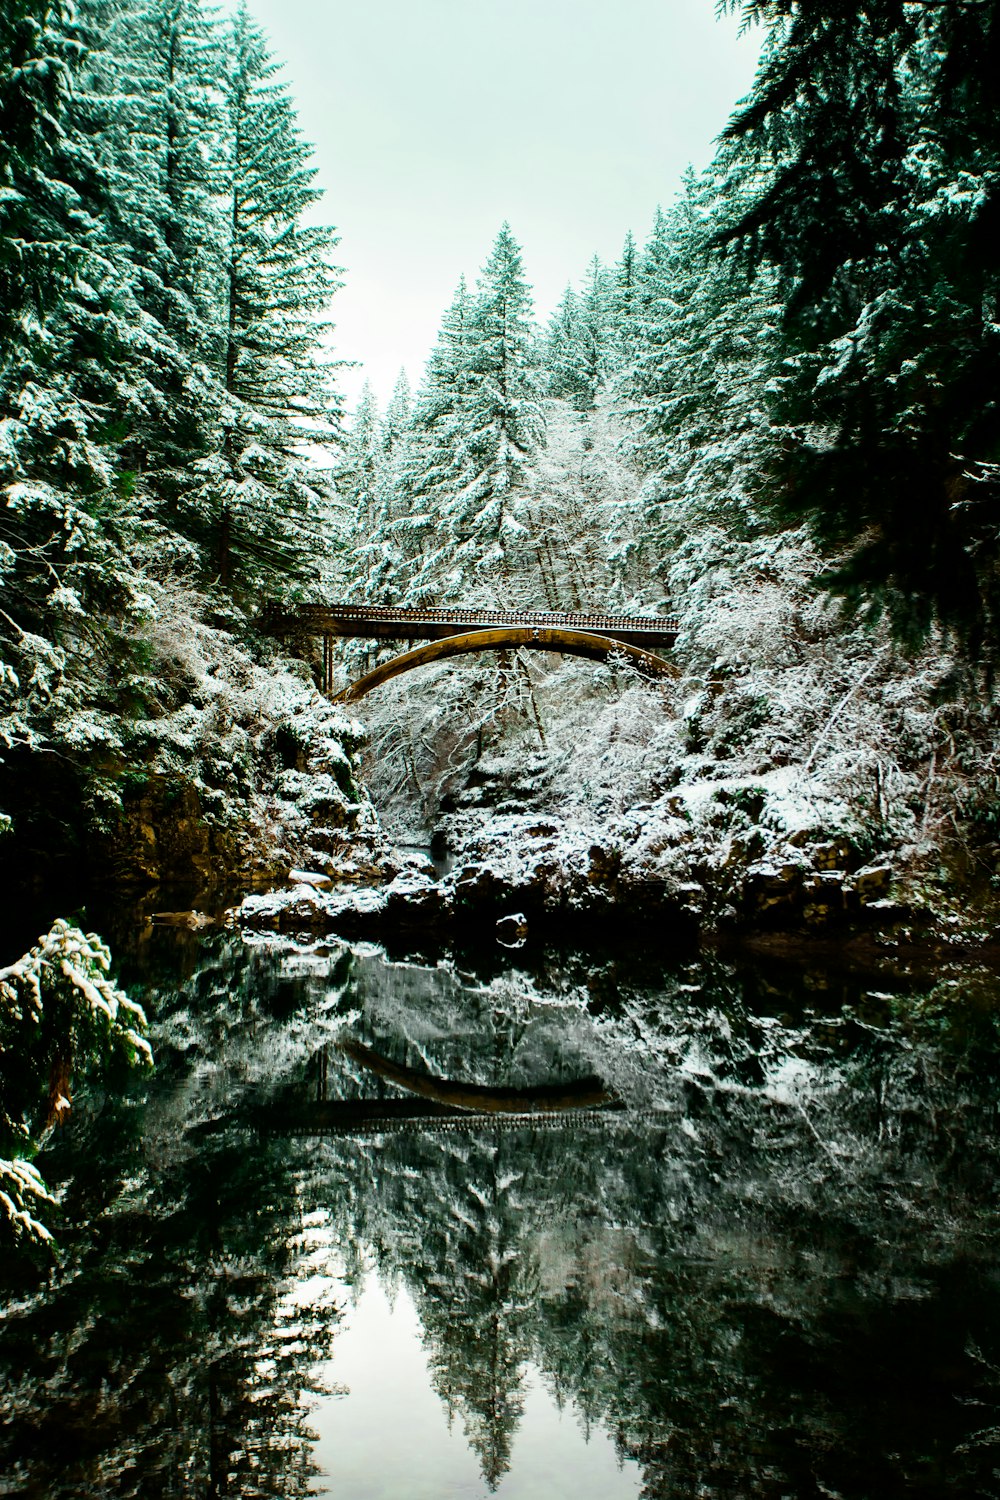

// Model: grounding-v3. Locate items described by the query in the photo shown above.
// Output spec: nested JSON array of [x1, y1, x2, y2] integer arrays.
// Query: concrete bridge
[[262, 601, 679, 699]]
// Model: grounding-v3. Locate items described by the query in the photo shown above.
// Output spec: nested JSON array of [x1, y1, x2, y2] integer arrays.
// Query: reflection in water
[[3, 931, 1000, 1497], [314, 1275, 639, 1499]]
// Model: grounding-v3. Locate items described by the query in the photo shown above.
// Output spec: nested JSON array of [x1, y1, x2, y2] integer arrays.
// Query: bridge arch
[[331, 626, 677, 703]]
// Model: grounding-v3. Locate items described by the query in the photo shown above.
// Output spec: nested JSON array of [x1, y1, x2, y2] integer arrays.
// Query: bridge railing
[[263, 600, 680, 637]]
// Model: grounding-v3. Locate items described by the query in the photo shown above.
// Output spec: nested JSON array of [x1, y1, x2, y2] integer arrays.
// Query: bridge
[[262, 601, 679, 699], [253, 1037, 626, 1138]]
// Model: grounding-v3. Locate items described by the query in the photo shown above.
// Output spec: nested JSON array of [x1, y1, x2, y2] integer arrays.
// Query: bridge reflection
[[256, 1036, 623, 1136]]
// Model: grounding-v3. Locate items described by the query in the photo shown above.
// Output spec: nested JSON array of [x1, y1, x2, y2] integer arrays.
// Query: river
[[3, 922, 1000, 1498]]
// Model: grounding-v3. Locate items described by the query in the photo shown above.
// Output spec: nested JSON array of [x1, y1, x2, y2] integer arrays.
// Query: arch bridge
[[262, 601, 679, 701]]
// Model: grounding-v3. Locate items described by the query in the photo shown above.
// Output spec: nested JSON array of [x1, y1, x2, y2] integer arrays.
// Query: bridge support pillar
[[322, 634, 333, 695]]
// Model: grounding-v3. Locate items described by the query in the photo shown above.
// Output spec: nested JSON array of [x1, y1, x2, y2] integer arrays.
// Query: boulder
[[802, 871, 846, 928], [742, 860, 806, 919], [496, 912, 528, 947], [852, 865, 892, 903], [288, 869, 333, 889]]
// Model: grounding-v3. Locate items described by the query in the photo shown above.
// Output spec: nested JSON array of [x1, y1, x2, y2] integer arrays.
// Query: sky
[[244, 0, 763, 411]]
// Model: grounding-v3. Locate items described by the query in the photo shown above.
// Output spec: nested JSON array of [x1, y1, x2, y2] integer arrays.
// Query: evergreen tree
[[635, 206, 672, 321], [427, 224, 545, 599], [607, 229, 640, 370], [74, 0, 228, 569], [0, 0, 148, 798], [342, 381, 381, 541], [342, 381, 410, 605], [575, 255, 614, 411], [624, 165, 783, 580], [73, 0, 342, 597], [0, 1, 90, 403], [543, 284, 587, 406], [716, 0, 1000, 657], [542, 259, 613, 412], [404, 275, 473, 575], [381, 368, 412, 461], [191, 0, 342, 594]]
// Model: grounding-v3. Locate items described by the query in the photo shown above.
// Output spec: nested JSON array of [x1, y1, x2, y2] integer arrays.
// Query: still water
[[3, 926, 1000, 1498], [315, 1276, 637, 1499]]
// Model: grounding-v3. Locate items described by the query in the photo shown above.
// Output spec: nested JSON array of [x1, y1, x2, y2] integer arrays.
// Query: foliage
[[715, 0, 1000, 658], [0, 918, 151, 1243], [399, 225, 545, 602], [0, 0, 349, 854]]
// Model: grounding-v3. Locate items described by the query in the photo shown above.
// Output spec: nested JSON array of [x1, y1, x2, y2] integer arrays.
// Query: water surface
[[3, 929, 1000, 1498]]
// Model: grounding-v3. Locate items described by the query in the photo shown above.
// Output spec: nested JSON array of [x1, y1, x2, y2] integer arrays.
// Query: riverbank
[[231, 792, 999, 966], [0, 588, 375, 920], [7, 577, 1000, 969]]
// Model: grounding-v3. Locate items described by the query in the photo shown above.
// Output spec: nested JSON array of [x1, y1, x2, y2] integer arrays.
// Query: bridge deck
[[264, 600, 679, 647], [258, 1100, 632, 1138]]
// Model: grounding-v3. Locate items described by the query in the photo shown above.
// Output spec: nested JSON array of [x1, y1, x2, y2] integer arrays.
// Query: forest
[[2, 0, 1000, 1249]]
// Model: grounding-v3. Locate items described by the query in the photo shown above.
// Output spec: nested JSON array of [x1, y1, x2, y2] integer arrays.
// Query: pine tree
[[543, 284, 587, 406], [0, 1, 89, 401], [607, 229, 639, 371], [74, 0, 228, 569], [389, 280, 479, 602], [429, 224, 545, 599], [342, 380, 411, 604], [342, 381, 382, 541], [624, 165, 783, 581], [191, 0, 342, 594], [715, 0, 1000, 657], [73, 0, 343, 597], [406, 277, 473, 530], [575, 255, 613, 411], [381, 368, 412, 461], [0, 0, 146, 788]]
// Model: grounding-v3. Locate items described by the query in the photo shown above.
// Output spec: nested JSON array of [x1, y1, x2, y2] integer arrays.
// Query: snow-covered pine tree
[[0, 1, 90, 405], [429, 223, 545, 601], [543, 284, 587, 406], [606, 229, 639, 372], [341, 381, 382, 552], [190, 0, 342, 597], [0, 0, 151, 808], [624, 165, 782, 576], [342, 378, 410, 605], [381, 368, 412, 463], [715, 0, 1000, 658], [376, 369, 424, 594], [73, 0, 228, 571], [574, 255, 614, 411], [541, 259, 613, 412], [623, 196, 697, 468], [403, 275, 475, 600]]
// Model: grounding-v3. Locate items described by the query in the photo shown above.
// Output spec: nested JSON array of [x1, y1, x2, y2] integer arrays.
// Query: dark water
[[4, 926, 1000, 1498]]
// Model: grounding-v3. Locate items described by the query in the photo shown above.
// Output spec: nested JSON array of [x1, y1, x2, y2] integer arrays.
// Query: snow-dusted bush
[[0, 920, 151, 1244]]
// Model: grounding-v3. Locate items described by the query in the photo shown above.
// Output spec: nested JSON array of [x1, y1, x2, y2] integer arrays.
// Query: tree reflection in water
[[3, 930, 1000, 1498]]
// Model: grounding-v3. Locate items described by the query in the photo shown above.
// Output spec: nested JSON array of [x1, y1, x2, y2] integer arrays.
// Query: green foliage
[[401, 226, 545, 602], [0, 919, 151, 1244], [544, 256, 615, 410], [715, 0, 1000, 659], [0, 0, 348, 853], [621, 167, 783, 568]]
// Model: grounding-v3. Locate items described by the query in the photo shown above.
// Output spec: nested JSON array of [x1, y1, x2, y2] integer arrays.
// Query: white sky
[[244, 0, 762, 411]]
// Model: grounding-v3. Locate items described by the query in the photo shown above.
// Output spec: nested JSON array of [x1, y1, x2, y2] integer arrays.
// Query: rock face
[[741, 850, 897, 930], [236, 813, 701, 941], [230, 778, 930, 947], [0, 611, 373, 899], [98, 778, 220, 887]]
